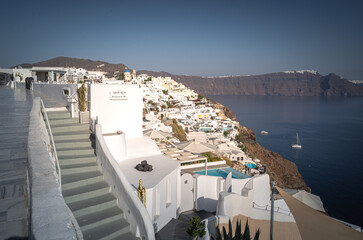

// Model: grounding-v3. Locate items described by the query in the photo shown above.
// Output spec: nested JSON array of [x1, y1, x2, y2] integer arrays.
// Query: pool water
[[194, 168, 250, 179], [245, 163, 256, 169]]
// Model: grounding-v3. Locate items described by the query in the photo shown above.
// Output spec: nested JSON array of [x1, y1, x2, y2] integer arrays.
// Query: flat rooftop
[[118, 154, 180, 190]]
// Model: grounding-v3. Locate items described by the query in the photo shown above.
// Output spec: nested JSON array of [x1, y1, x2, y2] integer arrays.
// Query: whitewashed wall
[[32, 83, 77, 106], [146, 167, 180, 232], [195, 175, 224, 212], [90, 84, 143, 138]]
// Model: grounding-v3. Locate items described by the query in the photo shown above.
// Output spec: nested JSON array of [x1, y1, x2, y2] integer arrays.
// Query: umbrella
[[176, 140, 217, 154]]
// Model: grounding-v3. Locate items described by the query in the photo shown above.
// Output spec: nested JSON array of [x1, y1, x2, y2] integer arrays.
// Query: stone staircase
[[47, 110, 138, 240]]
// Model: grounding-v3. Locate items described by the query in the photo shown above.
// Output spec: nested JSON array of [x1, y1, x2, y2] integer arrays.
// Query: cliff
[[139, 70, 363, 97], [17, 57, 363, 97], [243, 131, 309, 191]]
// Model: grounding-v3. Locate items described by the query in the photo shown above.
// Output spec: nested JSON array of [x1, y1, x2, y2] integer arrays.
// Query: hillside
[[14, 56, 129, 76], [15, 57, 363, 97], [139, 70, 363, 97]]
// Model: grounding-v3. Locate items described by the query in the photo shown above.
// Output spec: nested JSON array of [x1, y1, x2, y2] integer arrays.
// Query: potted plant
[[186, 217, 206, 240], [77, 82, 89, 124]]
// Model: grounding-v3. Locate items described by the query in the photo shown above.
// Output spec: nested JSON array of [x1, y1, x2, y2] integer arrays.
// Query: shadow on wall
[[196, 197, 218, 213]]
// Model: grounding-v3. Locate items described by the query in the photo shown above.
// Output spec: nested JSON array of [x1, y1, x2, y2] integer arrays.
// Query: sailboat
[[292, 132, 302, 149]]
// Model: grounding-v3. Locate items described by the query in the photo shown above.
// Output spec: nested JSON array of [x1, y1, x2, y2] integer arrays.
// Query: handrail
[[253, 202, 292, 216], [40, 99, 62, 188]]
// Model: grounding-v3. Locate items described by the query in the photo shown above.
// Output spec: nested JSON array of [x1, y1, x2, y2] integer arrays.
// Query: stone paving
[[156, 210, 214, 240], [0, 86, 33, 239]]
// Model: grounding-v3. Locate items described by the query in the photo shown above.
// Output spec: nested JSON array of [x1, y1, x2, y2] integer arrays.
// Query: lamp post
[[270, 181, 276, 240]]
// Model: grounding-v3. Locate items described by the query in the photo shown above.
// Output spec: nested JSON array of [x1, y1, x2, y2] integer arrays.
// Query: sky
[[1, 0, 363, 79]]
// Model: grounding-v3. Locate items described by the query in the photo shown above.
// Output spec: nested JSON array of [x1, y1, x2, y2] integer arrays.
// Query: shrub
[[186, 217, 206, 240], [77, 83, 87, 112], [215, 219, 260, 240], [171, 119, 187, 141], [202, 152, 221, 162]]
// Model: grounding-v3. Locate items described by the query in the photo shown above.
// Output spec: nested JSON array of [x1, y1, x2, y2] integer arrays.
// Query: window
[[62, 87, 71, 97]]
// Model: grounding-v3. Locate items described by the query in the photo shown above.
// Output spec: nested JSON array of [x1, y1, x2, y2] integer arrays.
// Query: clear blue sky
[[1, 0, 362, 79]]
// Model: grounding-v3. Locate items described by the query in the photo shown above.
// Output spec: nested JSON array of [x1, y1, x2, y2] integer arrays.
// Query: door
[[180, 173, 194, 212]]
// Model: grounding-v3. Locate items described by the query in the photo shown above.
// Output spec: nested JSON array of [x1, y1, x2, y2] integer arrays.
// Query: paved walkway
[[0, 85, 63, 239], [0, 86, 33, 239], [156, 210, 214, 240]]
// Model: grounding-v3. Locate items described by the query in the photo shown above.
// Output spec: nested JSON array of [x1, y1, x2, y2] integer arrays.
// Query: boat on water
[[261, 130, 268, 135], [292, 132, 302, 149]]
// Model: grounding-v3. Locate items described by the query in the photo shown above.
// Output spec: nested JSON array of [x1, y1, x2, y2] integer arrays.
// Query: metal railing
[[253, 202, 292, 216], [40, 99, 62, 187]]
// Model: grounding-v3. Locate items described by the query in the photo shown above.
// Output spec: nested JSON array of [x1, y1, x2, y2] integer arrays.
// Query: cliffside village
[[1, 65, 362, 240], [140, 74, 267, 175], [0, 65, 265, 176]]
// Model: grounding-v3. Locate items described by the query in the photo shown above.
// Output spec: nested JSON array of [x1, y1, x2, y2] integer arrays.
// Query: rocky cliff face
[[19, 57, 363, 97], [208, 99, 238, 121], [140, 70, 363, 97], [243, 134, 309, 191]]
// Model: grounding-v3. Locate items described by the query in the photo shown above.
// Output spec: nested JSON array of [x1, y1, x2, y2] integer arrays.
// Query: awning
[[276, 186, 363, 240]]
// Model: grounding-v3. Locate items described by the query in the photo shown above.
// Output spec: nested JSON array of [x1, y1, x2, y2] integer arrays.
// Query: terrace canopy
[[143, 129, 171, 139], [176, 140, 217, 154], [276, 186, 363, 240]]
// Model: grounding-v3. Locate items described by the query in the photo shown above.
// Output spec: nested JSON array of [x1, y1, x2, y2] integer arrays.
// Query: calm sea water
[[208, 95, 363, 227]]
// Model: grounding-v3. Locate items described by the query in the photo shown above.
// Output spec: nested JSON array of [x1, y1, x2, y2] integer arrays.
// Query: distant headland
[[14, 56, 363, 97]]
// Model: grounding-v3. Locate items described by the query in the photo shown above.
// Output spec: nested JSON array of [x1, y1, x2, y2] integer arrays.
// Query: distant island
[[15, 56, 363, 97]]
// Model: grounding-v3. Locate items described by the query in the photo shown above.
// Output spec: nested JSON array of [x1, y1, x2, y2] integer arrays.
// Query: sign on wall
[[109, 90, 128, 100]]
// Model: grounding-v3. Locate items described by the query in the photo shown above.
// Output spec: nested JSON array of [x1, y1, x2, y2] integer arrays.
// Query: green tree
[[223, 131, 229, 137]]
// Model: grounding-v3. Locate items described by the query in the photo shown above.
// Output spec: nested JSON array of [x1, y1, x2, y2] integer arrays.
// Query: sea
[[208, 95, 363, 227]]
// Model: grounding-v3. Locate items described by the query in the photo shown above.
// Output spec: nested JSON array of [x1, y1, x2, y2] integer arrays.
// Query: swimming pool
[[194, 168, 250, 179], [245, 163, 256, 169]]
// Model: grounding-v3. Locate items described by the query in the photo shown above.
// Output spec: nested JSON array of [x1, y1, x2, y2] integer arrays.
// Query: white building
[[89, 83, 181, 231]]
